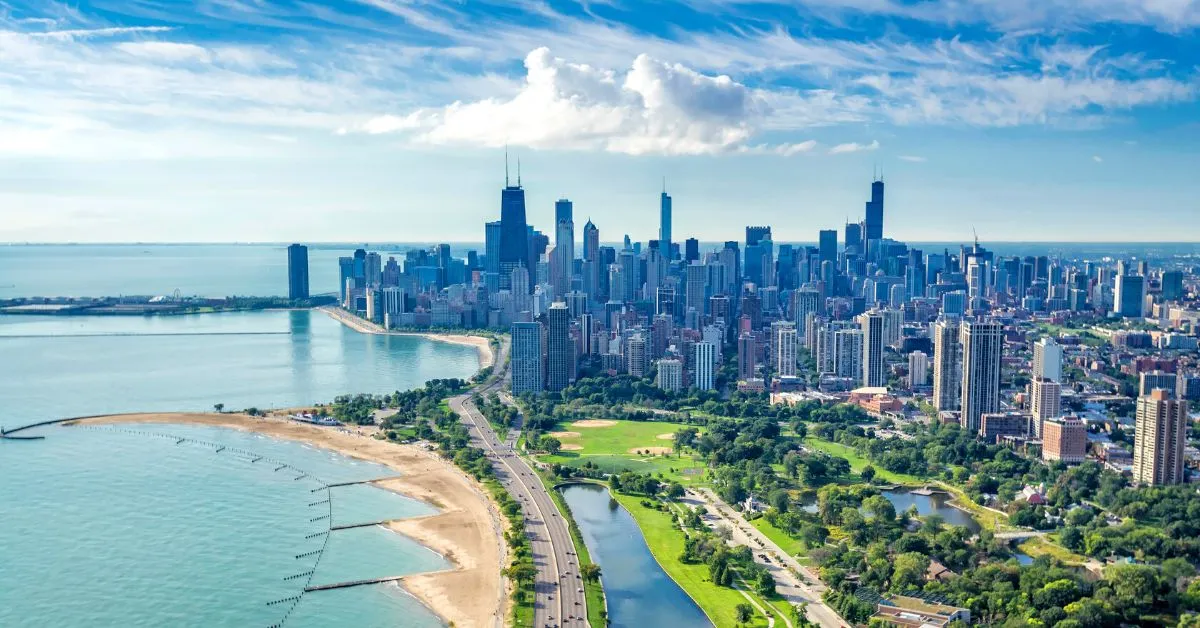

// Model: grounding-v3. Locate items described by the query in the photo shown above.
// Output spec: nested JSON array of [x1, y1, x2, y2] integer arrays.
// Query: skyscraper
[[818, 229, 838, 264], [776, 323, 797, 377], [693, 341, 717, 391], [484, 221, 502, 276], [1114, 273, 1146, 318], [1033, 337, 1063, 382], [908, 351, 929, 387], [1133, 389, 1188, 485], [287, 244, 309, 300], [499, 161, 529, 286], [552, 200, 574, 298], [686, 262, 707, 319], [582, 219, 599, 300], [1030, 378, 1062, 438], [737, 332, 756, 380], [659, 186, 672, 254], [656, 358, 683, 392], [511, 321, 544, 394], [960, 319, 1004, 434], [864, 177, 885, 243], [833, 328, 863, 382], [546, 302, 575, 391], [626, 333, 647, 377], [861, 310, 886, 388], [932, 318, 961, 411]]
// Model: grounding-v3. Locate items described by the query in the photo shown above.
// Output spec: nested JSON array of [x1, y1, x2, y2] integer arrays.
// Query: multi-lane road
[[449, 340, 586, 628]]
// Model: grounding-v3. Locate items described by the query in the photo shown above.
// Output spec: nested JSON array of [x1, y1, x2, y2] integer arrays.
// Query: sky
[[1, 0, 1199, 244]]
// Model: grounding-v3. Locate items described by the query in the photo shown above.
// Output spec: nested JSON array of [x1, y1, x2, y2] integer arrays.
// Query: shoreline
[[78, 412, 505, 628], [318, 305, 496, 369]]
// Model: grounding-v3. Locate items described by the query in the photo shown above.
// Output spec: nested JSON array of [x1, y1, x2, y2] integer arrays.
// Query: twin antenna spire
[[504, 145, 521, 188]]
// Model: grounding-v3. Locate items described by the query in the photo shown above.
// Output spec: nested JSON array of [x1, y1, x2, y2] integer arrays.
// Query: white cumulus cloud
[[351, 47, 813, 156], [899, 155, 926, 162]]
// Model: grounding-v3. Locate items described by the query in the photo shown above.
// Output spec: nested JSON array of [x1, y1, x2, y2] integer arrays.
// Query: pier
[[330, 520, 389, 531], [303, 576, 405, 592], [311, 476, 404, 492]]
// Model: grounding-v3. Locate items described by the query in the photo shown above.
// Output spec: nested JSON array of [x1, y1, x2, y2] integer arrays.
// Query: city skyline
[[2, 0, 1200, 242]]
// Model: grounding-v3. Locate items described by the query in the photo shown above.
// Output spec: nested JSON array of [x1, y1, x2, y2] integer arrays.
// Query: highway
[[449, 338, 587, 628]]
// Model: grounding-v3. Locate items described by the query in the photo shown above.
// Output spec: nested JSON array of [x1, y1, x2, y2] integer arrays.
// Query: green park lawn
[[536, 419, 708, 483], [802, 437, 923, 485], [749, 517, 811, 558], [1018, 535, 1089, 565], [612, 492, 774, 628]]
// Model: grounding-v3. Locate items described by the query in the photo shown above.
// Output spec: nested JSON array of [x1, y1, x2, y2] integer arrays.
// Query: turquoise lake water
[[0, 309, 481, 627], [0, 309, 480, 426]]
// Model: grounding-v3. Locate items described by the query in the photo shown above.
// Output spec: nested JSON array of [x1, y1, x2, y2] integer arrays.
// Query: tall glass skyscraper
[[659, 188, 672, 253], [864, 178, 885, 242], [287, 244, 309, 300], [499, 175, 529, 289]]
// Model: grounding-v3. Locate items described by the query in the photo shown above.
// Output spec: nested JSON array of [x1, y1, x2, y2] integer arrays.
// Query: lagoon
[[560, 483, 712, 628]]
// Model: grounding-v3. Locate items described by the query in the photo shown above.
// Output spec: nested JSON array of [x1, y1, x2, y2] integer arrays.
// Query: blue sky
[[1, 0, 1198, 243]]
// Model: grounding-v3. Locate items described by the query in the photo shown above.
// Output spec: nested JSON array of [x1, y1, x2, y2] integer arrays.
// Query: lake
[[560, 483, 712, 628]]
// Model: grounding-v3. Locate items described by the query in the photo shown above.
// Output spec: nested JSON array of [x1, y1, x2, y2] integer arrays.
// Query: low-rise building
[[872, 595, 970, 627]]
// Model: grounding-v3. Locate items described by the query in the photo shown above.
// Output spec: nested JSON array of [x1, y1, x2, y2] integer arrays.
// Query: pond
[[559, 484, 712, 628], [881, 489, 982, 533]]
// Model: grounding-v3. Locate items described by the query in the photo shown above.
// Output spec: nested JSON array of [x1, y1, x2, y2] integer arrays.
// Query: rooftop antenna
[[505, 144, 510, 187], [973, 227, 979, 249], [517, 155, 521, 187], [662, 176, 667, 194]]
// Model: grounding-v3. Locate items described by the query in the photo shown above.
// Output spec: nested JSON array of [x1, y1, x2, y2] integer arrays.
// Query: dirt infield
[[656, 433, 675, 440], [571, 419, 618, 428], [549, 431, 582, 439], [628, 446, 673, 455], [560, 444, 584, 451]]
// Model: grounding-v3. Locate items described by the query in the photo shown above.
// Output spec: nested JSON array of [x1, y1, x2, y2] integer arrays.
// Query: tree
[[666, 482, 686, 500], [213, 403, 224, 413], [891, 552, 930, 591], [861, 465, 877, 483], [580, 563, 602, 582], [540, 436, 562, 455], [735, 603, 754, 624], [755, 569, 776, 597]]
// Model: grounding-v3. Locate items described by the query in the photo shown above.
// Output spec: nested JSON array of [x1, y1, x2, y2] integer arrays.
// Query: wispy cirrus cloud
[[0, 0, 1196, 160], [898, 155, 926, 162], [828, 140, 879, 154]]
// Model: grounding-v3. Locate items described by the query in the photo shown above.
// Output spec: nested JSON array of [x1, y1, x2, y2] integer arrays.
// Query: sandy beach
[[318, 305, 495, 369], [80, 412, 506, 628]]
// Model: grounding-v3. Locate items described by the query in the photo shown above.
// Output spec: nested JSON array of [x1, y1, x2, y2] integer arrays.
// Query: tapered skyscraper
[[864, 176, 885, 242], [660, 183, 672, 254], [499, 156, 528, 290]]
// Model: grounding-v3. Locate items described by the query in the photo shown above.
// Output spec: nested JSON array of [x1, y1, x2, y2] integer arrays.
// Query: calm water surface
[[0, 309, 481, 626], [881, 489, 981, 533], [0, 423, 448, 628], [560, 483, 711, 628], [0, 309, 480, 426]]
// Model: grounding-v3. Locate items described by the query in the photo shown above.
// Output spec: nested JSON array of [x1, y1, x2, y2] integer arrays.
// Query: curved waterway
[[0, 423, 447, 627], [560, 484, 712, 628]]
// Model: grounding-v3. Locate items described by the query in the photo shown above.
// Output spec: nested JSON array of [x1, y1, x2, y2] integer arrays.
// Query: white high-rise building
[[960, 319, 1004, 434], [1029, 378, 1062, 438], [1033, 337, 1063, 382], [546, 302, 575, 392], [833, 329, 863, 382], [861, 310, 887, 388], [1133, 389, 1188, 485], [908, 351, 929, 387], [511, 266, 531, 315], [932, 318, 961, 411], [882, 308, 904, 347], [656, 358, 683, 392], [693, 341, 717, 391], [626, 333, 647, 377], [791, 287, 822, 336], [776, 323, 797, 377], [510, 321, 544, 394]]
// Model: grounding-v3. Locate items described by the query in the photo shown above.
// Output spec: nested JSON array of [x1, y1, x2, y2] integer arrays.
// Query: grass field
[[536, 419, 708, 483], [802, 437, 923, 485], [611, 492, 773, 628], [749, 517, 811, 558], [1018, 535, 1089, 565]]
